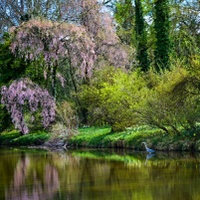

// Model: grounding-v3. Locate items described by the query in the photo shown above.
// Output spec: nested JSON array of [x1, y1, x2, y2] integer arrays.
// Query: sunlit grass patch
[[0, 130, 49, 146], [11, 131, 50, 146], [0, 130, 21, 145], [69, 126, 160, 149]]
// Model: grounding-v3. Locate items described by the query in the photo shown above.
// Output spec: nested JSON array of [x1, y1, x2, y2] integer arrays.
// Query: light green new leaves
[[79, 66, 148, 131]]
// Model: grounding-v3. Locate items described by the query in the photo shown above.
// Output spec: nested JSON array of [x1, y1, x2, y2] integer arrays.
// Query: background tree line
[[0, 0, 200, 136]]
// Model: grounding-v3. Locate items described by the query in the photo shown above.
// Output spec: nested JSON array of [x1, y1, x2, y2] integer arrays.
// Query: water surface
[[0, 148, 200, 200]]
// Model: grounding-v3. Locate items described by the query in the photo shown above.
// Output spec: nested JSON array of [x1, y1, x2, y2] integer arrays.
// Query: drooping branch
[[1, 78, 56, 134], [9, 19, 97, 98], [10, 19, 96, 76]]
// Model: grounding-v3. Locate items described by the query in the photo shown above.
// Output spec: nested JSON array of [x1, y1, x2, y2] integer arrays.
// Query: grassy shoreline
[[1, 126, 200, 151], [0, 130, 50, 146], [69, 126, 200, 152]]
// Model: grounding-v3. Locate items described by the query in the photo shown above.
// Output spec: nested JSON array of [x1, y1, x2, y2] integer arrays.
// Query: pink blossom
[[9, 0, 131, 86], [1, 78, 56, 134]]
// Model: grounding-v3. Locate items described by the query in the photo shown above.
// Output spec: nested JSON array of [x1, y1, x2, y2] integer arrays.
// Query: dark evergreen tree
[[154, 0, 170, 71], [135, 0, 149, 71]]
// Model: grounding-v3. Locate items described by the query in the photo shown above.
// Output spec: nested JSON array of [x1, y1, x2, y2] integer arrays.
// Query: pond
[[0, 148, 200, 200]]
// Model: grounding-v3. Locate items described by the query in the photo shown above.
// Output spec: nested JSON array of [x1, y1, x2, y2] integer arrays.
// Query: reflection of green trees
[[1, 149, 200, 199], [147, 159, 200, 200], [65, 150, 200, 200], [0, 150, 19, 199]]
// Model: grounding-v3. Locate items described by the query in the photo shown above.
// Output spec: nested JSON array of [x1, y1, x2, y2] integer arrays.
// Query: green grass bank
[[69, 126, 200, 152], [0, 130, 50, 146], [1, 126, 200, 151]]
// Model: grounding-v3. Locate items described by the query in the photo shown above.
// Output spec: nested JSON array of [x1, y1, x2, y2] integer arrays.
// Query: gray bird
[[142, 142, 155, 154]]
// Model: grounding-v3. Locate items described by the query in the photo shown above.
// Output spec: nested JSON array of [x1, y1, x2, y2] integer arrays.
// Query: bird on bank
[[142, 142, 155, 154]]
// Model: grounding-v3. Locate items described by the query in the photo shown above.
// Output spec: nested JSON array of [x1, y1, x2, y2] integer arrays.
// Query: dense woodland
[[0, 0, 200, 138]]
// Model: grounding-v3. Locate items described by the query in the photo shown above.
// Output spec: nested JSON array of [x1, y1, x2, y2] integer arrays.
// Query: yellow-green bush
[[79, 66, 148, 131], [79, 63, 200, 135], [53, 101, 78, 138], [141, 66, 200, 134]]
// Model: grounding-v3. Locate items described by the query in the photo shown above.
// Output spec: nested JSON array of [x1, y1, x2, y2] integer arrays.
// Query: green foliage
[[70, 125, 199, 151], [23, 109, 44, 133], [171, 30, 198, 65], [140, 66, 200, 134], [170, 2, 200, 67], [115, 0, 135, 45], [189, 56, 200, 78], [0, 33, 43, 85], [24, 60, 46, 86], [56, 101, 78, 129], [0, 34, 27, 86], [0, 34, 27, 131], [0, 130, 21, 145], [49, 101, 78, 140], [70, 126, 112, 147], [1, 1, 200, 144], [135, 0, 149, 71], [114, 0, 149, 71], [0, 105, 12, 132], [79, 66, 148, 131], [78, 62, 200, 136], [11, 131, 49, 146], [154, 0, 170, 71], [0, 130, 49, 146]]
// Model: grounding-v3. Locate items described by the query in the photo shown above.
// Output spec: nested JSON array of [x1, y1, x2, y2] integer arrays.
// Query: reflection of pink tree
[[5, 156, 60, 200], [12, 155, 30, 187], [44, 164, 60, 196]]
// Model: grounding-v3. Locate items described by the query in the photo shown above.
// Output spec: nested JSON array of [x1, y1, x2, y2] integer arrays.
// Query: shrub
[[79, 64, 200, 135], [79, 66, 147, 131], [52, 101, 78, 138], [140, 66, 200, 134]]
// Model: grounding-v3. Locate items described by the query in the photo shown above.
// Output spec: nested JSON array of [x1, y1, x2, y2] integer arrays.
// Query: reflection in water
[[145, 153, 155, 165], [5, 153, 60, 200], [0, 148, 200, 200]]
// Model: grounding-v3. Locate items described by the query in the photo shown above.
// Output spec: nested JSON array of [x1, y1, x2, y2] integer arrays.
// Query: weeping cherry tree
[[9, 19, 96, 98], [1, 78, 56, 135]]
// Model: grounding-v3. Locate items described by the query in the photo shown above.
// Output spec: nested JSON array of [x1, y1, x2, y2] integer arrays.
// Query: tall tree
[[76, 0, 130, 68], [61, 0, 131, 122], [9, 19, 96, 99], [115, 0, 135, 45], [8, 0, 131, 124], [135, 0, 149, 71], [170, 0, 200, 66], [154, 0, 170, 71]]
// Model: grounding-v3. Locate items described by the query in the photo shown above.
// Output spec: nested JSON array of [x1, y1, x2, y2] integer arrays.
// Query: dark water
[[0, 148, 200, 200]]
